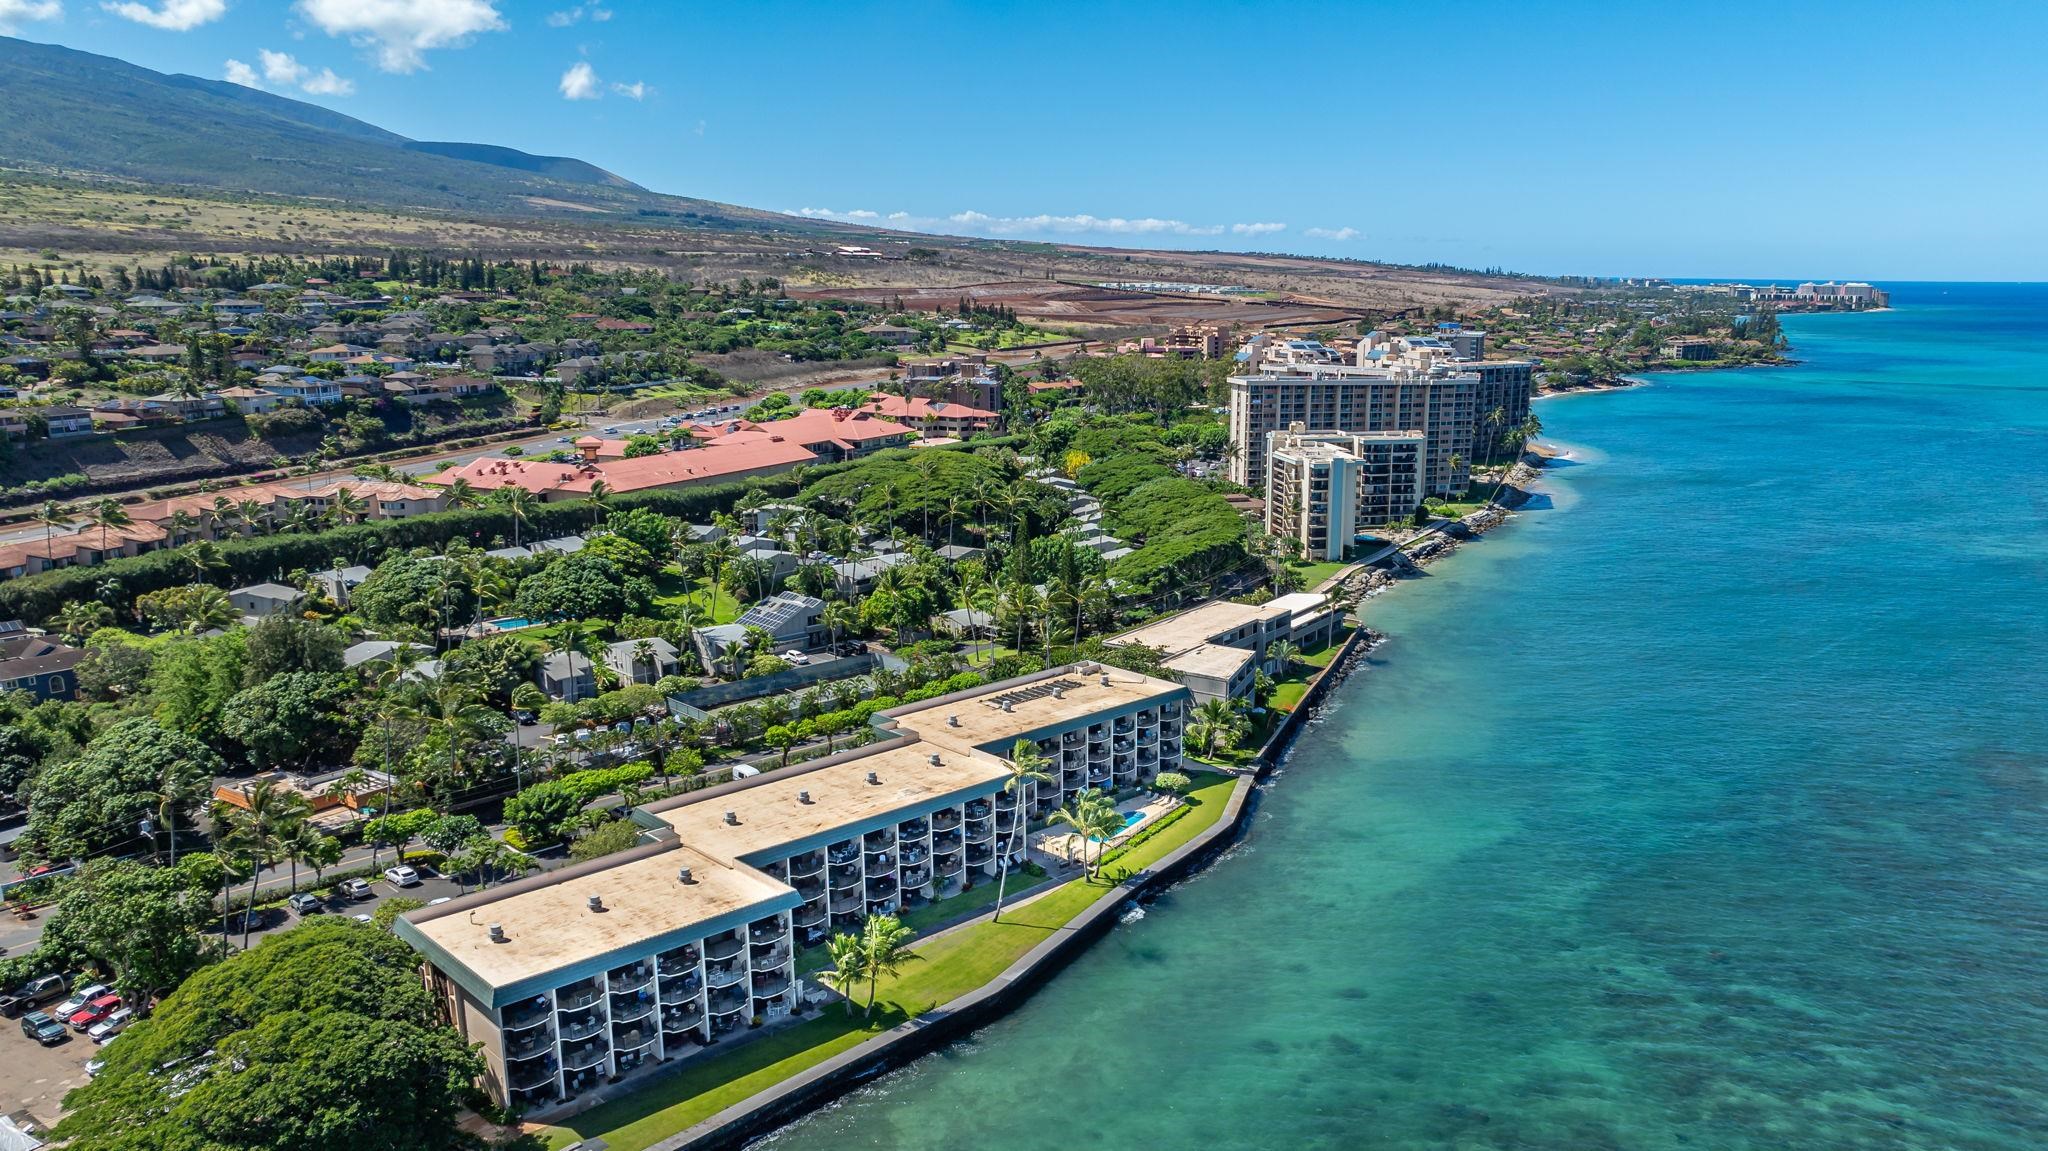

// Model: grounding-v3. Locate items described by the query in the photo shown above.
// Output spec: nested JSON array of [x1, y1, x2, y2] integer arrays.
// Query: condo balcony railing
[[504, 1001, 552, 1031], [752, 971, 792, 998], [1088, 766, 1112, 784], [965, 845, 993, 867], [898, 819, 929, 839], [504, 1027, 556, 1059], [659, 977, 702, 1004], [610, 995, 655, 1025], [1114, 717, 1134, 735], [607, 967, 652, 994], [829, 888, 863, 911], [864, 830, 897, 850], [1063, 730, 1085, 747], [935, 849, 963, 871], [655, 947, 699, 975], [932, 833, 963, 854], [760, 862, 788, 881], [964, 800, 992, 819], [1087, 740, 1108, 756], [1137, 727, 1157, 745], [507, 1060, 559, 1092], [706, 963, 747, 989], [555, 986, 602, 1013], [964, 820, 993, 843], [562, 1042, 610, 1072], [661, 1003, 703, 1032], [1113, 738, 1134, 754], [749, 918, 788, 943], [613, 1027, 657, 1054], [866, 876, 898, 898], [1137, 710, 1158, 726], [789, 851, 826, 876], [793, 875, 825, 901], [795, 902, 828, 929], [828, 844, 862, 866], [865, 850, 894, 870], [932, 810, 962, 831], [708, 988, 749, 1016], [830, 864, 863, 889], [901, 868, 932, 888], [558, 1015, 605, 1043], [752, 945, 790, 970], [900, 845, 929, 866], [562, 1069, 602, 1097], [704, 935, 746, 962]]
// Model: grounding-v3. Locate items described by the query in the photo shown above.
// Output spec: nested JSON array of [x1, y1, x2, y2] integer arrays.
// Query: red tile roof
[[426, 438, 818, 497]]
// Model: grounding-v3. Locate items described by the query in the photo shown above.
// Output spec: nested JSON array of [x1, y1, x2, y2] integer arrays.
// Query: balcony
[[900, 845, 928, 866], [1112, 737, 1134, 755], [931, 809, 961, 832], [610, 993, 655, 1025], [659, 976, 702, 1004], [964, 800, 991, 820], [901, 867, 932, 889], [752, 943, 789, 970], [866, 875, 897, 899], [607, 965, 652, 994], [562, 1041, 610, 1072], [612, 1024, 658, 1054], [934, 850, 962, 873], [559, 1014, 605, 1043], [897, 818, 929, 839], [761, 861, 788, 881], [706, 962, 747, 989], [931, 832, 962, 854], [789, 851, 825, 877], [864, 829, 897, 851], [1137, 709, 1158, 726], [1062, 730, 1084, 748], [751, 970, 792, 998], [504, 1026, 556, 1060], [507, 1057, 559, 1093], [828, 842, 861, 866], [749, 916, 789, 943], [965, 844, 993, 868], [830, 863, 863, 889], [704, 933, 746, 962], [793, 875, 824, 901], [562, 1067, 602, 1098], [555, 984, 602, 1013], [511, 1083, 558, 1108], [661, 1002, 703, 1032], [503, 1000, 552, 1032], [1087, 740, 1107, 757], [964, 819, 992, 843], [995, 810, 1020, 833], [1137, 727, 1157, 745], [795, 899, 827, 929], [828, 888, 863, 913], [1088, 765, 1112, 785], [708, 987, 749, 1016], [1113, 717, 1134, 735], [655, 946, 699, 976]]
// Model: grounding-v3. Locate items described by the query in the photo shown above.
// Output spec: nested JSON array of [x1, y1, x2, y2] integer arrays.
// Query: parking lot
[[2, 867, 470, 1127]]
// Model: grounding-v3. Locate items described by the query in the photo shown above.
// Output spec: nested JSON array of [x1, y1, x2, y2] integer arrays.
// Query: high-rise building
[[1227, 337, 1476, 496], [1265, 425, 1425, 560]]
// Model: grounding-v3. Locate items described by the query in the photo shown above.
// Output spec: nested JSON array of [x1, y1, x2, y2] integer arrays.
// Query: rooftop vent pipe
[[798, 790, 813, 804], [488, 923, 507, 943], [866, 771, 881, 785], [678, 867, 694, 884], [724, 810, 739, 825], [587, 895, 605, 913]]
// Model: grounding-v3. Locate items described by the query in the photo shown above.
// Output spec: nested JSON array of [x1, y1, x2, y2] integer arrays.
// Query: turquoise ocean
[[760, 284, 2048, 1150]]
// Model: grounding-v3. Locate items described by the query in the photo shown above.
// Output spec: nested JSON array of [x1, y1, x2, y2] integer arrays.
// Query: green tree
[[219, 671, 360, 771], [134, 584, 237, 633], [818, 931, 866, 1018], [23, 717, 223, 863], [214, 779, 311, 946], [515, 553, 629, 622], [34, 859, 216, 1008], [241, 615, 346, 682], [857, 914, 921, 1018], [568, 818, 641, 862], [991, 739, 1052, 923], [54, 918, 483, 1151]]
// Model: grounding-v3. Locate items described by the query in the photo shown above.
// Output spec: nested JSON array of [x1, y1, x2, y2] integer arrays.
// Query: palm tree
[[31, 500, 73, 561], [140, 755, 211, 864], [236, 497, 270, 535], [1189, 698, 1243, 759], [219, 782, 311, 946], [327, 485, 369, 526], [210, 495, 240, 536], [53, 601, 110, 645], [175, 540, 225, 582], [551, 623, 595, 704], [492, 486, 540, 548], [443, 477, 480, 510], [584, 479, 613, 528], [991, 739, 1053, 923], [87, 498, 131, 554], [1050, 789, 1117, 878], [1264, 640, 1301, 675], [630, 638, 658, 685], [856, 914, 921, 1018], [1082, 796, 1127, 878], [818, 932, 867, 1018]]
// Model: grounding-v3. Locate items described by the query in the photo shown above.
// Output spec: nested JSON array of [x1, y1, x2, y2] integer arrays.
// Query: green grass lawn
[[1285, 558, 1350, 587], [652, 569, 744, 625], [535, 771, 1238, 1151]]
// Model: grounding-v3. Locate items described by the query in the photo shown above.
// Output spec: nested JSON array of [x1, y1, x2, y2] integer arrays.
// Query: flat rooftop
[[1163, 643, 1255, 680], [1111, 594, 1329, 657], [406, 842, 788, 995], [653, 741, 1010, 862], [893, 666, 1186, 753]]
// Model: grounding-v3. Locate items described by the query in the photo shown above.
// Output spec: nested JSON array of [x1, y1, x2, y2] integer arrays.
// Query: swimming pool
[[487, 617, 537, 631], [1089, 809, 1150, 843]]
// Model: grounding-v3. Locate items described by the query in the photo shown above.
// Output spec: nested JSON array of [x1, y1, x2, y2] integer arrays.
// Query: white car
[[383, 864, 421, 887], [88, 1008, 132, 1044], [54, 984, 109, 1020], [352, 913, 374, 924], [781, 649, 811, 666]]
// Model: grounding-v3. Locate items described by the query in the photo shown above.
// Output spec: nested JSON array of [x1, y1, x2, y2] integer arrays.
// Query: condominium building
[[1266, 425, 1425, 561], [1355, 331, 1535, 464], [1108, 593, 1340, 704], [396, 665, 1188, 1111], [1227, 337, 1476, 497]]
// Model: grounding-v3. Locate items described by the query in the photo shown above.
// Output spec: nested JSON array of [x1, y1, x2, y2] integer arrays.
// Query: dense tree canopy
[[55, 918, 483, 1151], [515, 552, 632, 622], [34, 859, 216, 1003], [23, 717, 223, 862], [351, 551, 473, 630], [219, 671, 361, 770]]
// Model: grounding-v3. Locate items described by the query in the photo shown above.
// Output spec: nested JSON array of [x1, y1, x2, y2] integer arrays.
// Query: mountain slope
[[0, 35, 750, 219]]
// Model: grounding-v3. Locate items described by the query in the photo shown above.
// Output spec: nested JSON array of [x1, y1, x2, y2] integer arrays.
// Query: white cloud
[[0, 0, 62, 34], [102, 0, 224, 30], [790, 207, 1294, 242], [228, 48, 354, 96], [296, 0, 505, 73], [545, 2, 607, 26], [558, 60, 600, 100], [1304, 226, 1362, 242], [259, 47, 305, 84], [609, 80, 648, 100]]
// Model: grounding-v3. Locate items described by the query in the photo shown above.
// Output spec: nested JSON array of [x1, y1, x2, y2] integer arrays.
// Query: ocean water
[[760, 284, 2048, 1151]]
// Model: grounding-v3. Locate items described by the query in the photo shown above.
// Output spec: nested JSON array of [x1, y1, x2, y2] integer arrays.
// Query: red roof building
[[858, 394, 998, 436], [685, 407, 915, 463], [426, 437, 819, 500]]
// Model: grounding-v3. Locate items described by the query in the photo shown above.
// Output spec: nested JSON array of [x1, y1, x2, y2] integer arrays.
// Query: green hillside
[[0, 35, 763, 222]]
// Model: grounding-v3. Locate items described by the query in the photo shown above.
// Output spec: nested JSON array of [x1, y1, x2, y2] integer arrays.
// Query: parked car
[[20, 1010, 67, 1045], [53, 983, 109, 1020], [88, 1007, 133, 1043], [286, 892, 324, 915], [782, 649, 811, 666], [0, 973, 66, 1018], [384, 864, 421, 888], [68, 993, 123, 1031], [337, 878, 373, 901], [351, 912, 374, 924], [514, 709, 538, 726]]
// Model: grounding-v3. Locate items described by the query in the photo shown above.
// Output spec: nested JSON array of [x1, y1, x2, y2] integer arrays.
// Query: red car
[[67, 993, 122, 1032]]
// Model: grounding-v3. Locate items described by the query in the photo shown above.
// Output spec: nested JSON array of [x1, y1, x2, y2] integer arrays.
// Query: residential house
[[538, 652, 598, 701], [0, 630, 86, 701], [604, 637, 681, 685]]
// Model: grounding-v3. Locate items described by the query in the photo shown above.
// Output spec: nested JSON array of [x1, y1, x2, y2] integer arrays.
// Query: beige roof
[[655, 742, 1010, 861], [895, 665, 1185, 753], [407, 843, 787, 992], [1111, 600, 1281, 655], [1162, 643, 1254, 680]]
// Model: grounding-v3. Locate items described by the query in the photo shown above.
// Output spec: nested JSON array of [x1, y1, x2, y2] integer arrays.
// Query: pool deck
[[1030, 794, 1180, 867]]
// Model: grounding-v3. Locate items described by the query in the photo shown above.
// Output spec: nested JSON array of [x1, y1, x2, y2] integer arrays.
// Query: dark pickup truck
[[0, 973, 67, 1018]]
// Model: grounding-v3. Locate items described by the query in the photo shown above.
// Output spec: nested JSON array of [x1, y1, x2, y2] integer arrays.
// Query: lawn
[[652, 569, 744, 625], [1265, 626, 1351, 713], [1285, 558, 1350, 588], [535, 771, 1239, 1151]]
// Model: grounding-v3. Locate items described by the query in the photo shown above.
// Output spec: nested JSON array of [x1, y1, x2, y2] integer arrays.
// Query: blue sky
[[4, 0, 2045, 279]]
